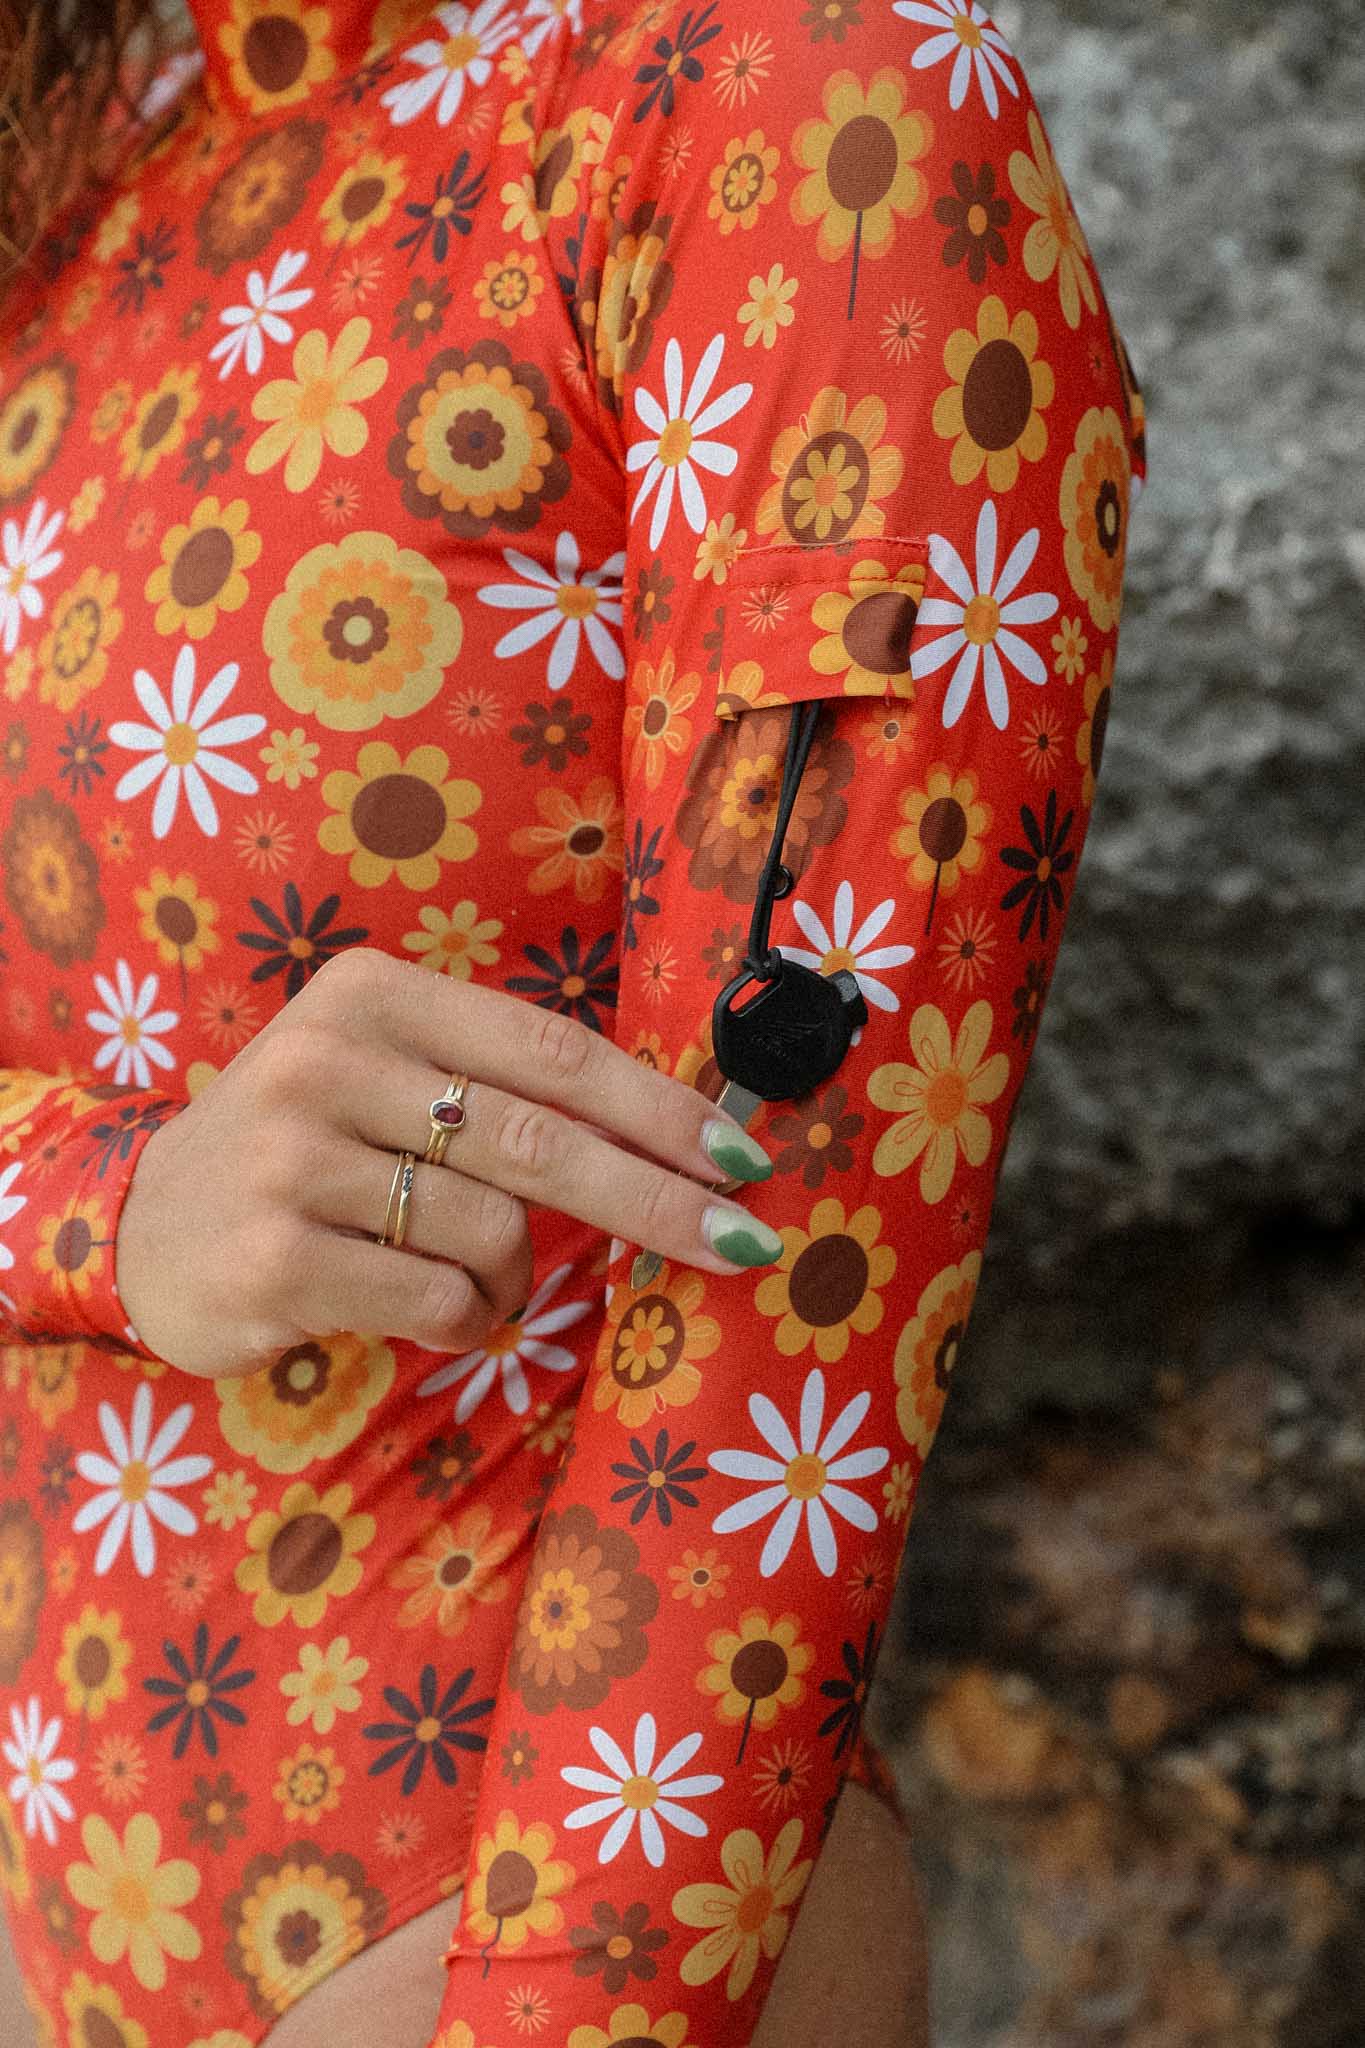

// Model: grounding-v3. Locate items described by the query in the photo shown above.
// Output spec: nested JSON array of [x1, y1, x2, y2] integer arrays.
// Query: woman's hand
[[114, 946, 778, 1380]]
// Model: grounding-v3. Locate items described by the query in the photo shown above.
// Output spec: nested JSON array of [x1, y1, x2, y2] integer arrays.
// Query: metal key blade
[[629, 1077, 766, 1289]]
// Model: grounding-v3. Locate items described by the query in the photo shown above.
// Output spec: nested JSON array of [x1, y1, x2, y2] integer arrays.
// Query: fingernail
[[704, 1204, 784, 1267], [701, 1117, 773, 1183]]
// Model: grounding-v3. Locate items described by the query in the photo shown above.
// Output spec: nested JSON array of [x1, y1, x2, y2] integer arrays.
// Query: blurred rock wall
[[875, 5, 1365, 2044]]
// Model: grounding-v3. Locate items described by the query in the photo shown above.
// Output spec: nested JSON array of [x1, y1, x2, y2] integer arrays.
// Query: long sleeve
[[433, 6, 1145, 2042], [0, 1064, 181, 1359]]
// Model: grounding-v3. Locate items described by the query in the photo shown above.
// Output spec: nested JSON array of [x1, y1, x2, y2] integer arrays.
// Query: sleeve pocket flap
[[713, 535, 929, 720]]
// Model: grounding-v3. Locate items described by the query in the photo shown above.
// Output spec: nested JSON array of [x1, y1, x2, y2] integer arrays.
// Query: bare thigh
[[256, 1777, 927, 2048]]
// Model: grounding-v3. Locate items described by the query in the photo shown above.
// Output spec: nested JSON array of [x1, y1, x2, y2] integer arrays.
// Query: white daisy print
[[381, 0, 523, 128], [780, 881, 917, 1040], [416, 1262, 593, 1422], [911, 499, 1058, 731], [478, 530, 625, 689], [627, 333, 753, 554], [73, 1381, 213, 1579], [3, 1697, 76, 1845], [561, 1712, 724, 1867], [0, 1157, 24, 1276], [208, 248, 313, 380], [892, 0, 1019, 119], [109, 643, 266, 839], [0, 497, 64, 655], [709, 1367, 889, 1579], [86, 960, 178, 1091], [516, 0, 584, 59]]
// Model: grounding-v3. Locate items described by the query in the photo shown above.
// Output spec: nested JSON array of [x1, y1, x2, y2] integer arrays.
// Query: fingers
[[324, 1043, 781, 1280], [329, 948, 769, 1193], [283, 1220, 514, 1356], [318, 1145, 534, 1327]]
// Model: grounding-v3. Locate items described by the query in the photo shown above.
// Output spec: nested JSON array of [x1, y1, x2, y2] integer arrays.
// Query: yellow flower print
[[708, 129, 780, 234], [569, 2007, 698, 2048], [500, 107, 600, 242], [0, 357, 77, 502], [217, 0, 337, 114], [738, 261, 798, 350], [216, 1331, 396, 1474], [753, 1197, 895, 1362], [933, 296, 1054, 492], [694, 511, 748, 585], [64, 1811, 201, 1990], [1077, 648, 1114, 805], [263, 531, 463, 731], [318, 739, 481, 888], [401, 898, 503, 976], [186, 2035, 253, 2048], [592, 1266, 722, 1429], [755, 384, 903, 546], [893, 762, 992, 909], [0, 1793, 28, 1904], [506, 775, 623, 901], [90, 381, 133, 445], [272, 1742, 345, 1825], [893, 1251, 982, 1456], [473, 248, 546, 327], [222, 1846, 384, 2018], [235, 1481, 375, 1628], [1009, 109, 1098, 331], [56, 1605, 133, 1719], [808, 553, 926, 699], [68, 474, 105, 529], [319, 151, 408, 245], [4, 646, 33, 702], [1060, 407, 1130, 632], [1051, 613, 1089, 682], [461, 1811, 576, 1954], [623, 646, 699, 791], [387, 1503, 519, 1635], [202, 1469, 256, 1531], [257, 720, 319, 782], [883, 1460, 915, 1522], [247, 318, 388, 494], [866, 1000, 1011, 1204], [144, 496, 260, 639], [260, 725, 321, 788], [698, 1609, 813, 1759], [671, 1817, 813, 2001], [133, 870, 221, 972], [279, 1635, 369, 1733], [36, 566, 123, 713], [118, 365, 201, 483], [61, 1976, 149, 2048], [790, 66, 932, 315], [26, 1342, 81, 1428], [32, 1195, 111, 1302], [94, 192, 141, 262]]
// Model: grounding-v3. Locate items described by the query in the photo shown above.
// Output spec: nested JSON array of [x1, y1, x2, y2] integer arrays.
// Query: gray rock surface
[[878, 11, 1365, 2044], [980, 0, 1365, 1277]]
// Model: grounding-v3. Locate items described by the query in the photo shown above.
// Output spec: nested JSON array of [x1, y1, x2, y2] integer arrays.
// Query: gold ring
[[423, 1071, 470, 1167], [378, 1149, 417, 1247]]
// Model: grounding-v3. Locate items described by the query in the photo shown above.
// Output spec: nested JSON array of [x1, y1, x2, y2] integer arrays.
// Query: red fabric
[[0, 2, 1144, 2042]]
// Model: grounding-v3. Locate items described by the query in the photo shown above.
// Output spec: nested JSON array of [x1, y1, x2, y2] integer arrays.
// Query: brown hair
[[0, 0, 182, 309]]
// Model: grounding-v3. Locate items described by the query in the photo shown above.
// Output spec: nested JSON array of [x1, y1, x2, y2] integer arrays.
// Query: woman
[[0, 3, 1144, 2045]]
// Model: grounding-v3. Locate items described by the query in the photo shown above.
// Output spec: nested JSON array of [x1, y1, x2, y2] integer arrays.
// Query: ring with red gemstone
[[422, 1071, 470, 1166]]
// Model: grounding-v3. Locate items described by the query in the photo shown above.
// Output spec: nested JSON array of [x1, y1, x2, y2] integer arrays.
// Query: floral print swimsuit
[[0, 1, 1145, 2043]]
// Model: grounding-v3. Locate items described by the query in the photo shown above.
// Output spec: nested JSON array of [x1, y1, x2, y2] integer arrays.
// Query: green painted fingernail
[[701, 1117, 773, 1182], [704, 1205, 784, 1267]]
